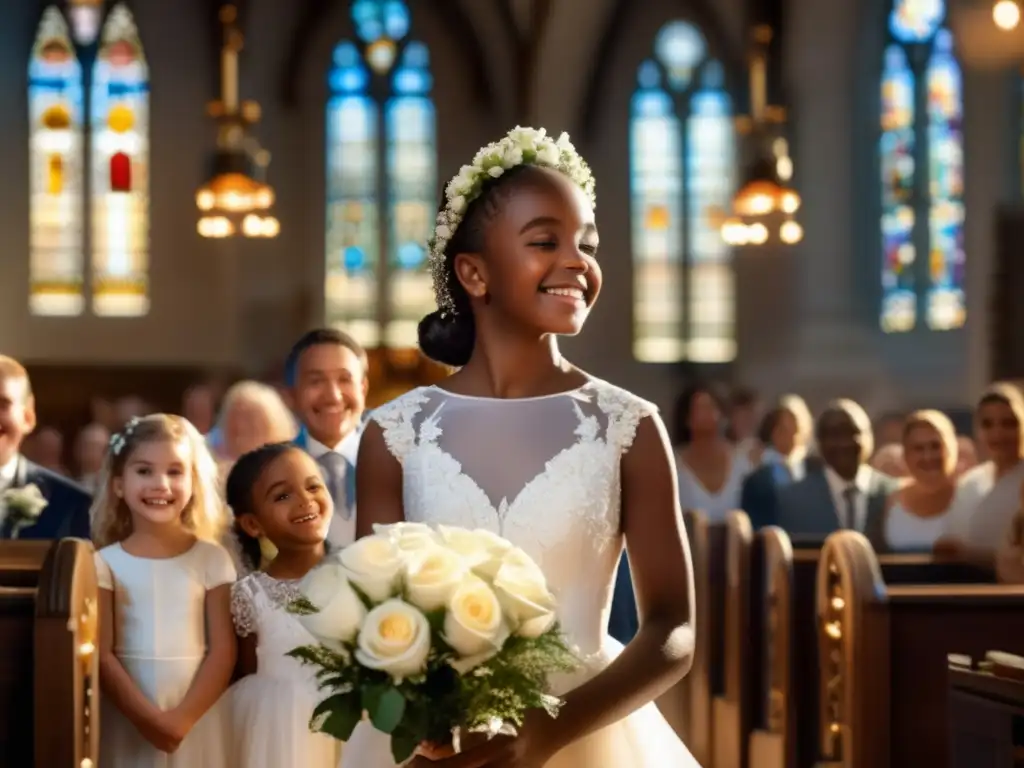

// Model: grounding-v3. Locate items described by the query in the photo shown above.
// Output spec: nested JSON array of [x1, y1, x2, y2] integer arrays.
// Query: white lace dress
[[341, 381, 699, 768], [230, 572, 342, 768]]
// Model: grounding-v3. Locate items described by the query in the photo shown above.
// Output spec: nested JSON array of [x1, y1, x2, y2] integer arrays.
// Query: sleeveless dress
[[230, 572, 342, 767], [94, 540, 236, 768], [340, 380, 700, 767]]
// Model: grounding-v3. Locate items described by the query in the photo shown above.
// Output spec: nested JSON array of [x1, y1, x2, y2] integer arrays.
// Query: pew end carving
[[0, 538, 99, 767]]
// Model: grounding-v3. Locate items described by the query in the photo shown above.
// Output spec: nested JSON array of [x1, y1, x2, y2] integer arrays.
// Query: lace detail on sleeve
[[231, 577, 258, 637], [596, 384, 658, 455], [371, 389, 430, 463]]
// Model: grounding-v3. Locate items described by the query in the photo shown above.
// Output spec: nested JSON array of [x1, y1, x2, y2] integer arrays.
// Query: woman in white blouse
[[883, 410, 958, 550], [673, 383, 751, 522], [937, 383, 1024, 565]]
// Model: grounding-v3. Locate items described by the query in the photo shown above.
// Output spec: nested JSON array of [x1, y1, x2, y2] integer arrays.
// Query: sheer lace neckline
[[428, 381, 590, 403]]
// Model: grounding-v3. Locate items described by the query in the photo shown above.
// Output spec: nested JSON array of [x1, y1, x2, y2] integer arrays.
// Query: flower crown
[[428, 126, 597, 316], [109, 416, 140, 456]]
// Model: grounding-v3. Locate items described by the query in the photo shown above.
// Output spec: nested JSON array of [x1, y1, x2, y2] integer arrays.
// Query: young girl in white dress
[[92, 414, 237, 767], [344, 127, 699, 767], [226, 442, 342, 767]]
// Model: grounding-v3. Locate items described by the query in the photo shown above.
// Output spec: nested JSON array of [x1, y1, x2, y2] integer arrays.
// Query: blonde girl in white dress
[[345, 127, 699, 768], [92, 414, 237, 767], [225, 442, 342, 768]]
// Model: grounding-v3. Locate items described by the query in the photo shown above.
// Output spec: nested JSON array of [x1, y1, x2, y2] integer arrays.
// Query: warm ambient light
[[994, 0, 1022, 30]]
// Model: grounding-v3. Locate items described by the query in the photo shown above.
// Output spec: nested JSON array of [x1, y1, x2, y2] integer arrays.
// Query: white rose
[[404, 545, 468, 611], [298, 562, 368, 645], [492, 561, 557, 639], [444, 577, 509, 664], [374, 522, 439, 553], [338, 535, 403, 603], [436, 526, 512, 580], [355, 599, 431, 682], [487, 166, 504, 178], [449, 195, 467, 215]]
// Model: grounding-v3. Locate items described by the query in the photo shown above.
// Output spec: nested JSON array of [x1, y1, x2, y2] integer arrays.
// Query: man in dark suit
[[0, 356, 91, 539], [776, 398, 897, 550]]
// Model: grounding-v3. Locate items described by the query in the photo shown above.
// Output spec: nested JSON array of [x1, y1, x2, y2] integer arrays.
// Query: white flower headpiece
[[109, 416, 140, 456], [428, 126, 596, 316]]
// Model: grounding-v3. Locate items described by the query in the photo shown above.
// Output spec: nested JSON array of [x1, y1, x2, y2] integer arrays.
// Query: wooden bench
[[745, 530, 995, 768], [815, 531, 1024, 768], [0, 538, 99, 767], [674, 510, 727, 767]]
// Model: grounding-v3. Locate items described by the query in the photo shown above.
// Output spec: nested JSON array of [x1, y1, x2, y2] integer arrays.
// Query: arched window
[[28, 3, 150, 318], [880, 0, 964, 333], [630, 21, 736, 364], [91, 6, 150, 316], [325, 0, 436, 349]]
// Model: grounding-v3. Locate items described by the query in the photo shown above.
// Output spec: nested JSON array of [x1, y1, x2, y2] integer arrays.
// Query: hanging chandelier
[[720, 25, 803, 247], [196, 4, 279, 239]]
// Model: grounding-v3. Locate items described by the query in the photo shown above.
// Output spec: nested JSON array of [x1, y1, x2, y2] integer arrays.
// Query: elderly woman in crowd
[[210, 380, 298, 475]]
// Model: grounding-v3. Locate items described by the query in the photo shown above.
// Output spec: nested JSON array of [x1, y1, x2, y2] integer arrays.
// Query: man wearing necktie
[[777, 399, 899, 550], [286, 329, 369, 549]]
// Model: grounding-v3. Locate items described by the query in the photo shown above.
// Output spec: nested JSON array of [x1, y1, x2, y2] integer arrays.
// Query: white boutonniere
[[0, 484, 48, 538]]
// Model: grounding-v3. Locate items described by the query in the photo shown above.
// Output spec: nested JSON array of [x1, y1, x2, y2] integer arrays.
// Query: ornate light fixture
[[994, 0, 1022, 30], [721, 25, 803, 247], [196, 4, 279, 239]]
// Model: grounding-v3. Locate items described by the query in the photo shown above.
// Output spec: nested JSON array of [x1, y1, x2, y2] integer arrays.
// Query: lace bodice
[[231, 572, 324, 683], [371, 380, 656, 656]]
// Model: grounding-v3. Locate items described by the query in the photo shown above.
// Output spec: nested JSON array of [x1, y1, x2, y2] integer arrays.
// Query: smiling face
[[114, 438, 194, 531], [817, 409, 868, 481], [903, 422, 950, 483], [292, 343, 367, 449], [0, 374, 35, 468], [976, 397, 1022, 467], [238, 449, 333, 552], [455, 167, 602, 338]]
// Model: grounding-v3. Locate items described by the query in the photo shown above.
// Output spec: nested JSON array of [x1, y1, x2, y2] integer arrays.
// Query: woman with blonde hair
[[877, 410, 958, 550]]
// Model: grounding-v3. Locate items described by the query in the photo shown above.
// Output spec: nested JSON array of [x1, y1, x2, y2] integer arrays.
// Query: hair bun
[[418, 310, 475, 368]]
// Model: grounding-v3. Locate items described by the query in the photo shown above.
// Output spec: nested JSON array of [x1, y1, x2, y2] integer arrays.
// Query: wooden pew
[[747, 530, 995, 768], [712, 511, 756, 768], [815, 531, 1024, 768], [678, 510, 728, 767], [0, 539, 99, 767]]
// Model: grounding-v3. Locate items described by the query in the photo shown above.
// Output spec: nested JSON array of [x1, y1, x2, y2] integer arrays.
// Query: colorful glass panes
[[880, 45, 917, 333], [91, 4, 150, 317], [686, 63, 736, 363], [630, 64, 685, 363], [924, 30, 964, 330], [879, 0, 963, 333], [326, 41, 381, 347], [28, 6, 85, 316], [384, 43, 435, 348], [325, 1, 436, 351], [630, 22, 736, 363], [889, 0, 944, 43]]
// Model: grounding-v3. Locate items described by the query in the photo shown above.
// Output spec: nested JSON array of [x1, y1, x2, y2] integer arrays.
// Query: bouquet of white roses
[[288, 522, 579, 763]]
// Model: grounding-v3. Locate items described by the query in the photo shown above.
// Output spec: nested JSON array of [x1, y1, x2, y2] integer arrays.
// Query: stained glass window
[[91, 5, 150, 317], [28, 4, 151, 318], [879, 0, 964, 332], [325, 0, 436, 350], [630, 21, 736, 363], [29, 8, 85, 316]]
